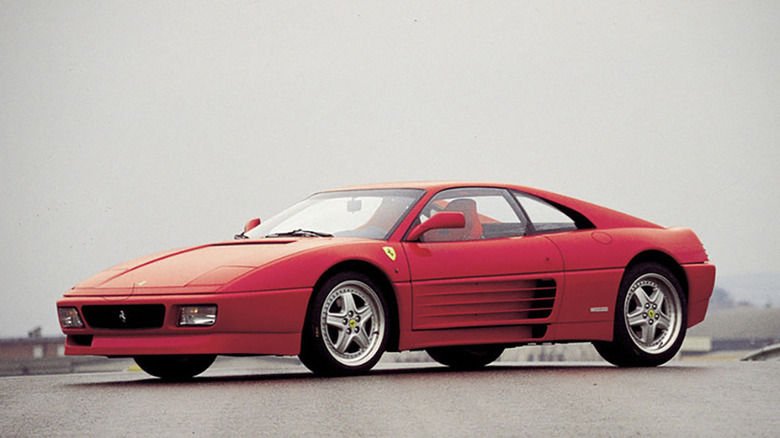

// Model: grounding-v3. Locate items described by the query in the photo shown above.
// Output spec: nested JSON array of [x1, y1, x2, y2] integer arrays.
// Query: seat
[[423, 198, 483, 242]]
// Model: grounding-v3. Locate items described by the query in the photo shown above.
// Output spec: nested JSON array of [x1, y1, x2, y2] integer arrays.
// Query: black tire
[[594, 262, 687, 367], [426, 345, 504, 370], [299, 271, 390, 376], [134, 355, 216, 380]]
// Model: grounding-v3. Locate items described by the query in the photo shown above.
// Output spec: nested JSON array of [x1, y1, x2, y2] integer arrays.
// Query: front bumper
[[57, 288, 311, 357]]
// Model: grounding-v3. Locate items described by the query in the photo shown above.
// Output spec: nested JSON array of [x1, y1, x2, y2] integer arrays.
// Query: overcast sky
[[1, 1, 778, 337]]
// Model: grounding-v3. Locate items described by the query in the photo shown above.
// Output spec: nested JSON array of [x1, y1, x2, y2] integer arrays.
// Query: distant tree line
[[709, 287, 758, 312]]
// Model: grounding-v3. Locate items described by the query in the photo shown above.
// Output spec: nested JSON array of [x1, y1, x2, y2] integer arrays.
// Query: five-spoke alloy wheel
[[299, 272, 389, 376], [594, 262, 687, 367]]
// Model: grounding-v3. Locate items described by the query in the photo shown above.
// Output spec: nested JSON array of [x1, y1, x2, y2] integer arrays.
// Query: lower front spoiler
[[64, 332, 301, 357], [59, 287, 312, 357]]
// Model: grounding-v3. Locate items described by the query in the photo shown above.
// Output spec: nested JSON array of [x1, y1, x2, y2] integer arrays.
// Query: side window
[[417, 188, 527, 242], [513, 191, 578, 234]]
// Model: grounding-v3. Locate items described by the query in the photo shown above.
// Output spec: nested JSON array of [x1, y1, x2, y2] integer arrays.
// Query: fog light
[[179, 305, 217, 327], [58, 307, 85, 329]]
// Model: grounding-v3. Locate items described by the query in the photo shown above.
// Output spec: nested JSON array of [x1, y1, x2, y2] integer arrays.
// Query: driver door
[[402, 188, 564, 330]]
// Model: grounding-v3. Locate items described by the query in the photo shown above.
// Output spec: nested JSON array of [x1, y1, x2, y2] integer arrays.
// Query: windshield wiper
[[265, 229, 334, 238]]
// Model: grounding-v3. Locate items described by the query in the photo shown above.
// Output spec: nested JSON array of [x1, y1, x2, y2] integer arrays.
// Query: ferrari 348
[[57, 182, 715, 379]]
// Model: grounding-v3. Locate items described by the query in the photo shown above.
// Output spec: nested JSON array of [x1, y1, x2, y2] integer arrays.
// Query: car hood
[[65, 238, 336, 296]]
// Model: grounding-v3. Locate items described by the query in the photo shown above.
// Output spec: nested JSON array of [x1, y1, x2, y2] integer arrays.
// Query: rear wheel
[[594, 262, 687, 367], [426, 345, 504, 370], [299, 272, 389, 376], [134, 355, 216, 380]]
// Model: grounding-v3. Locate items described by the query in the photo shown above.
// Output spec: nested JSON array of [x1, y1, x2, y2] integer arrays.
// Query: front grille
[[82, 304, 166, 329]]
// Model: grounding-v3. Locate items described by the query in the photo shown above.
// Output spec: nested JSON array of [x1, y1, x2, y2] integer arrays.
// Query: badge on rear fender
[[383, 246, 397, 261]]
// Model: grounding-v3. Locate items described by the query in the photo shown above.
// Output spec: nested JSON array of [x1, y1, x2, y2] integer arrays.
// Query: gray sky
[[1, 1, 778, 337]]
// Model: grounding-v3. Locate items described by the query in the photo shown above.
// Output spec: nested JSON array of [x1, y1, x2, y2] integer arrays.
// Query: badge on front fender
[[382, 246, 397, 261]]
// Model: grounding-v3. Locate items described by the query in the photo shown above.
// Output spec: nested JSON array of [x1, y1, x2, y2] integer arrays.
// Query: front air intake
[[82, 304, 166, 329]]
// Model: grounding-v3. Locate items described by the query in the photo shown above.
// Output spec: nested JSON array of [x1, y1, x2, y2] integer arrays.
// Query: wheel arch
[[594, 250, 690, 366], [624, 250, 689, 301], [310, 260, 401, 351]]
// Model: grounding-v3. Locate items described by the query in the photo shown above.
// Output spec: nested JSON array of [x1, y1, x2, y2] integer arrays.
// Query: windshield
[[246, 189, 424, 240]]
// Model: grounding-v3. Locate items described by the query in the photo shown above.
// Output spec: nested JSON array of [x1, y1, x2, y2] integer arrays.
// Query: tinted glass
[[246, 189, 423, 240], [416, 188, 527, 242], [513, 191, 578, 234]]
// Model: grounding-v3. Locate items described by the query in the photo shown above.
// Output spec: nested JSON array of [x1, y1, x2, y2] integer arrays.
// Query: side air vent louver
[[413, 278, 558, 330]]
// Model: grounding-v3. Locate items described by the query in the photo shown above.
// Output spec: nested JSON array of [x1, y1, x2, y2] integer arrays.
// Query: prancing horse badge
[[382, 246, 397, 261]]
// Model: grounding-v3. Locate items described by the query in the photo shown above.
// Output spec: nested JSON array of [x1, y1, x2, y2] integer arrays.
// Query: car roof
[[326, 181, 519, 192], [324, 181, 661, 230]]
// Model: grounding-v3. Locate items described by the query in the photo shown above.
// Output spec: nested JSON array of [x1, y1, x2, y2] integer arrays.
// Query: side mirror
[[406, 212, 465, 242], [244, 218, 261, 233], [235, 218, 261, 240]]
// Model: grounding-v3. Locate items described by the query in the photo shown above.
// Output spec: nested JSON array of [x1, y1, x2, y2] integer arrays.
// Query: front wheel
[[299, 272, 389, 376], [594, 262, 687, 367], [134, 355, 216, 380], [426, 345, 504, 370]]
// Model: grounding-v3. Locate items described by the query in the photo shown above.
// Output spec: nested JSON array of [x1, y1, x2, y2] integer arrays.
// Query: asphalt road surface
[[2, 358, 777, 437]]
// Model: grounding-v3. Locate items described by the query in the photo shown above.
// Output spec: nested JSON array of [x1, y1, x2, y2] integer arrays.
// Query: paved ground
[[1, 358, 778, 437]]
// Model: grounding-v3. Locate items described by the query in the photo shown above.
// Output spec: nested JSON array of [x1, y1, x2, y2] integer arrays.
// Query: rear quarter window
[[513, 191, 580, 234]]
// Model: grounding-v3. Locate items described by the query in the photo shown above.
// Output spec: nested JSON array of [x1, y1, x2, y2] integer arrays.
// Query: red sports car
[[57, 182, 715, 379]]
